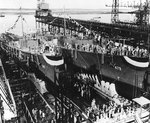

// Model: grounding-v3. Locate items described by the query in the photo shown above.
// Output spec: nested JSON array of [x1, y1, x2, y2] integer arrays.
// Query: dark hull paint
[[1, 43, 147, 99], [62, 48, 148, 98], [20, 51, 55, 83], [3, 44, 56, 83], [37, 54, 55, 82], [3, 43, 147, 89]]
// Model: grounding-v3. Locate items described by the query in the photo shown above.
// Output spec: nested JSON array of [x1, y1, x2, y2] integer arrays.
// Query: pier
[[35, 10, 150, 46]]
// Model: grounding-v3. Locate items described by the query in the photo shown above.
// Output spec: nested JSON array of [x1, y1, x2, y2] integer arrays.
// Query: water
[[0, 12, 135, 36], [0, 14, 36, 36], [63, 13, 134, 23]]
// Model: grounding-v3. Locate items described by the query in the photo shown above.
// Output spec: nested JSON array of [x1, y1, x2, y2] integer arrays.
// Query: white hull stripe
[[124, 56, 149, 68], [43, 54, 64, 66]]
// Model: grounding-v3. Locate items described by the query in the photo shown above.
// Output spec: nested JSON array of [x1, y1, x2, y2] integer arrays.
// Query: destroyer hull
[[2, 44, 148, 86], [62, 48, 148, 97], [1, 42, 148, 98], [1, 44, 56, 83], [20, 51, 57, 83], [36, 54, 55, 82]]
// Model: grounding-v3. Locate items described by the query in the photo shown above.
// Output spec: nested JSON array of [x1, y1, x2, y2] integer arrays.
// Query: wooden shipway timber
[[0, 58, 17, 120]]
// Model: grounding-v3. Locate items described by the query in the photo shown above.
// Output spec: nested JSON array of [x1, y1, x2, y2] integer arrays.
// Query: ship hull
[[36, 54, 55, 82], [1, 43, 62, 83], [62, 48, 148, 98], [20, 51, 63, 83]]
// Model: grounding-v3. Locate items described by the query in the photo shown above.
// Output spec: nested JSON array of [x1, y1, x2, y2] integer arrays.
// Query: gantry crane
[[135, 0, 150, 25], [111, 0, 119, 23], [111, 0, 150, 26]]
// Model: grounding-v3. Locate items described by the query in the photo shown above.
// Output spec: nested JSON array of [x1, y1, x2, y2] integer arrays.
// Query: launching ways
[[27, 66, 150, 123], [0, 58, 17, 121], [1, 39, 150, 122], [1, 49, 92, 123], [27, 72, 92, 123], [1, 59, 150, 123], [0, 59, 17, 120], [2, 56, 56, 122]]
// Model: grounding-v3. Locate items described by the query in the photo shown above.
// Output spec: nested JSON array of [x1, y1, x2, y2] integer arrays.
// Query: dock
[[35, 10, 149, 46]]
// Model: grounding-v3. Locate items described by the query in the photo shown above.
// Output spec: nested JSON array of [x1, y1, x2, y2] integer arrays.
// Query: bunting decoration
[[6, 15, 27, 32], [22, 16, 27, 23], [43, 54, 64, 66], [123, 56, 149, 68], [7, 15, 21, 32], [67, 15, 94, 35]]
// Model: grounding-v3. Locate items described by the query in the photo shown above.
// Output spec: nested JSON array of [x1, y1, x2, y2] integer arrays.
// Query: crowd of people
[[85, 98, 141, 123], [22, 90, 55, 123], [63, 33, 148, 58], [11, 29, 148, 59], [64, 41, 148, 58], [73, 80, 91, 101], [76, 73, 118, 99], [75, 72, 148, 123]]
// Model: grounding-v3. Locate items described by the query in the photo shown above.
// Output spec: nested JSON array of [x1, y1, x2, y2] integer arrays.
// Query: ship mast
[[20, 7, 24, 37], [63, 6, 66, 36]]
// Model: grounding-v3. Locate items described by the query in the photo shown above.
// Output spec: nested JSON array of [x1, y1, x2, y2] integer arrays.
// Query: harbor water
[[0, 10, 135, 36]]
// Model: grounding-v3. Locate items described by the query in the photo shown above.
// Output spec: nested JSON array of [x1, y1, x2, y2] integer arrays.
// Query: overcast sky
[[0, 0, 145, 9]]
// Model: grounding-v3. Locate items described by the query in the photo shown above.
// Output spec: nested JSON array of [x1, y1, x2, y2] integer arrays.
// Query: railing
[[27, 73, 55, 113], [0, 59, 17, 114], [35, 13, 150, 34], [0, 78, 11, 102], [23, 101, 35, 123], [35, 85, 55, 113], [63, 95, 91, 122], [28, 73, 92, 123], [0, 96, 4, 123], [62, 43, 149, 58], [55, 91, 92, 123], [0, 93, 15, 114], [135, 113, 143, 123]]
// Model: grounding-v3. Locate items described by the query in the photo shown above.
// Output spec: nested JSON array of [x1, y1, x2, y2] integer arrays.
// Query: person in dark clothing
[[20, 114, 27, 123]]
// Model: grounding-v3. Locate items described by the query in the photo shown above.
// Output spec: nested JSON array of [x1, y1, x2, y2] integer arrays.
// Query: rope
[[23, 102, 35, 123], [28, 74, 55, 113], [6, 13, 63, 34], [6, 15, 22, 32], [49, 17, 59, 24], [0, 93, 15, 114], [48, 13, 63, 24], [66, 15, 91, 34]]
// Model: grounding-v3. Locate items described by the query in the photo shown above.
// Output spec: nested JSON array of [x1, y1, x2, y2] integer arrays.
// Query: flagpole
[[63, 5, 66, 37], [20, 7, 24, 37]]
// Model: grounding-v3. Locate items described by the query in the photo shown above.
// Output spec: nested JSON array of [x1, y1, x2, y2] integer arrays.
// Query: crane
[[111, 0, 119, 23], [135, 0, 150, 25], [110, 0, 150, 25]]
